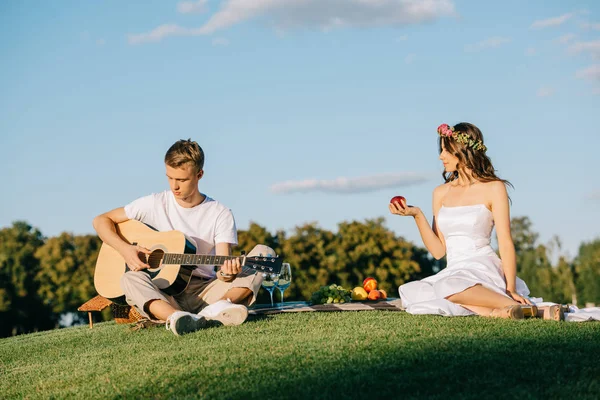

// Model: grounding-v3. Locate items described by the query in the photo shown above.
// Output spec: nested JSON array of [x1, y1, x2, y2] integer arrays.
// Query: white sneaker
[[199, 299, 248, 326], [165, 311, 207, 336]]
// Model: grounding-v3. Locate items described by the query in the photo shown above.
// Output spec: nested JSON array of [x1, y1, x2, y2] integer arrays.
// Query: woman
[[389, 122, 562, 320]]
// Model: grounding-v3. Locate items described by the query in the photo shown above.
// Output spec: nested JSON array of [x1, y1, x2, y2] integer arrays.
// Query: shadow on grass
[[118, 320, 600, 400]]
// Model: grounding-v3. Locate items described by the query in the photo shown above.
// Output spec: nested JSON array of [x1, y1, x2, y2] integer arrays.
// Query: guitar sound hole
[[148, 249, 165, 269]]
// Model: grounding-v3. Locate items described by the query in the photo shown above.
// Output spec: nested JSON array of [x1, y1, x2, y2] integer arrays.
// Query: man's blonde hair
[[164, 139, 204, 172]]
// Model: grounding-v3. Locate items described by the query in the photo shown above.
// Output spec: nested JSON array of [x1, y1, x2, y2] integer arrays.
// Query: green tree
[[574, 239, 600, 306], [332, 218, 423, 295], [35, 233, 102, 316], [511, 217, 548, 299], [511, 216, 538, 256], [553, 255, 576, 305], [280, 222, 336, 301], [511, 219, 577, 303], [236, 222, 283, 257], [0, 221, 53, 337], [277, 218, 434, 301]]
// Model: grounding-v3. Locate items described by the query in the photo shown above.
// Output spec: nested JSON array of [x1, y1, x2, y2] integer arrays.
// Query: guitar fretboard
[[163, 253, 238, 266]]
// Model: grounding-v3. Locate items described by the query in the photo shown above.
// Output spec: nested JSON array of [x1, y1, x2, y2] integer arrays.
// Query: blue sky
[[1, 0, 599, 260]]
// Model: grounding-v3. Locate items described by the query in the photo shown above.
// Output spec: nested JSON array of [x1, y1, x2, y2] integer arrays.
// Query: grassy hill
[[1, 311, 599, 399]]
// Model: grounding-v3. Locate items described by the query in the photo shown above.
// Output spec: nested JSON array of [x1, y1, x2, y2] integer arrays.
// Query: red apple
[[390, 196, 406, 209], [363, 277, 378, 293]]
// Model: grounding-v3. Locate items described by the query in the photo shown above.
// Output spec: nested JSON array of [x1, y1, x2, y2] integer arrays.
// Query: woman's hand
[[389, 199, 421, 218], [507, 290, 532, 305]]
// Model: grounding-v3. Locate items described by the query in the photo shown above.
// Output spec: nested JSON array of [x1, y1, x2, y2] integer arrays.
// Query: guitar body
[[94, 220, 196, 303]]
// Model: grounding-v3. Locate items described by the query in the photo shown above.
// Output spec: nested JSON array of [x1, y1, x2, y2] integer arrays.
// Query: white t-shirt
[[124, 190, 238, 279]]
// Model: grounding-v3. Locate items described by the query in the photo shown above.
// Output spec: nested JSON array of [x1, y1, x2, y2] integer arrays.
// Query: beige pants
[[120, 266, 263, 320]]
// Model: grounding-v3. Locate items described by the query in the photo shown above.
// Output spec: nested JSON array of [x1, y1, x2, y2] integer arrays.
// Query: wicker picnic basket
[[110, 303, 144, 324]]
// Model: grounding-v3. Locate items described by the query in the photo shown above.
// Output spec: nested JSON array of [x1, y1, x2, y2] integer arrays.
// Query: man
[[93, 139, 270, 335]]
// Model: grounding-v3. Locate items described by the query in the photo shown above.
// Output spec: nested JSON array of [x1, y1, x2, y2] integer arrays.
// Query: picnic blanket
[[249, 298, 404, 315]]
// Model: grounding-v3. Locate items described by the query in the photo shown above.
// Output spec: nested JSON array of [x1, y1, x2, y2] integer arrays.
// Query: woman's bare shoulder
[[432, 183, 451, 205], [433, 182, 451, 196], [482, 180, 508, 193], [480, 180, 509, 207]]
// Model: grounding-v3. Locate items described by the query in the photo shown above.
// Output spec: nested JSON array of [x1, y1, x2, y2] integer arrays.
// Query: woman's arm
[[489, 181, 530, 304], [389, 186, 446, 260], [489, 182, 516, 289]]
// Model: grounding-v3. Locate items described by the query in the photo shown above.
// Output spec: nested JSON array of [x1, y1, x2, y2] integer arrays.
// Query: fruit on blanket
[[390, 196, 406, 209], [379, 289, 388, 299], [310, 284, 352, 305], [351, 287, 368, 301], [363, 277, 377, 293], [368, 289, 382, 301]]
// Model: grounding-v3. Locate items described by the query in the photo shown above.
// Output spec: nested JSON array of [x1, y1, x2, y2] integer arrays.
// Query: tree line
[[1, 217, 598, 337]]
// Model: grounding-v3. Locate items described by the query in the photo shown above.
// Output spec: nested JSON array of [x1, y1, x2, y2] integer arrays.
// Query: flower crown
[[437, 124, 487, 152]]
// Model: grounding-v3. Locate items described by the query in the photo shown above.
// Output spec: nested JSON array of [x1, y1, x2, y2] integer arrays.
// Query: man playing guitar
[[93, 139, 271, 336]]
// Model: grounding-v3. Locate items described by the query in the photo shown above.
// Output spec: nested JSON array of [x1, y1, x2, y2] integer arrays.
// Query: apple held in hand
[[363, 277, 378, 293], [390, 196, 406, 209]]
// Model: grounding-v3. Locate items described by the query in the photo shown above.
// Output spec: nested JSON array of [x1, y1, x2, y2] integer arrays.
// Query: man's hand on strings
[[123, 244, 151, 271]]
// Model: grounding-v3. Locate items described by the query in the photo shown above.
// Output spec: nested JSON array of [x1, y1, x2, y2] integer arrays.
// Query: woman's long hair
[[438, 122, 513, 190]]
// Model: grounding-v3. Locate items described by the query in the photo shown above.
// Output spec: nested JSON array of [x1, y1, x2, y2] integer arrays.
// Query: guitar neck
[[163, 253, 239, 266]]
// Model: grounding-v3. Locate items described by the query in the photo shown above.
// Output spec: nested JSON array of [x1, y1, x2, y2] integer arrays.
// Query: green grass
[[1, 311, 599, 399]]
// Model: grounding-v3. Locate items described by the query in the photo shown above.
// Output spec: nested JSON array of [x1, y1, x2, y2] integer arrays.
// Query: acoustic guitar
[[94, 220, 282, 303]]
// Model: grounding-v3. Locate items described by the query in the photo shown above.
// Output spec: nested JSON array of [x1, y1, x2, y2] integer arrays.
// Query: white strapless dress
[[399, 204, 600, 322]]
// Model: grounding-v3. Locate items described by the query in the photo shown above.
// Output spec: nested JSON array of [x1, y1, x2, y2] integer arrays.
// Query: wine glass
[[261, 272, 279, 307], [275, 263, 292, 305]]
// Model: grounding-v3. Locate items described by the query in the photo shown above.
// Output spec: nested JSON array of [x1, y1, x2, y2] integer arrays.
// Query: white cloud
[[537, 86, 555, 97], [525, 47, 536, 56], [129, 0, 456, 44], [575, 65, 600, 95], [397, 34, 409, 42], [554, 33, 576, 44], [212, 37, 229, 46], [177, 0, 208, 14], [204, 0, 455, 33], [569, 40, 600, 58], [580, 22, 600, 31], [464, 36, 511, 52], [128, 24, 196, 44], [270, 172, 431, 194], [586, 190, 600, 201], [405, 53, 416, 63], [575, 64, 600, 81], [530, 13, 574, 29]]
